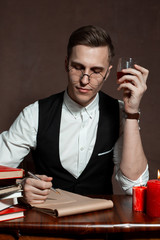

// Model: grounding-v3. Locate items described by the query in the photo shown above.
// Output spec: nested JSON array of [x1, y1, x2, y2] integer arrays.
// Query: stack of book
[[0, 165, 26, 221]]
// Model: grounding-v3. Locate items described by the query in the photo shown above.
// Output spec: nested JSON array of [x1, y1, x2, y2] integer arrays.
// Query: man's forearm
[[120, 119, 147, 180]]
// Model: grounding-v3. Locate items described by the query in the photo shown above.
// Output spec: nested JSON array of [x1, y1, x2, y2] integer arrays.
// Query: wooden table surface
[[0, 195, 160, 240]]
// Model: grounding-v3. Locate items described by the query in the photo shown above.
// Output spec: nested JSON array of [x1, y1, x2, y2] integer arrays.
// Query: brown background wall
[[0, 0, 159, 193]]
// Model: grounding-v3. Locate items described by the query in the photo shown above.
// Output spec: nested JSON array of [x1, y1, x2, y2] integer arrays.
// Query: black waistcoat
[[32, 91, 119, 195]]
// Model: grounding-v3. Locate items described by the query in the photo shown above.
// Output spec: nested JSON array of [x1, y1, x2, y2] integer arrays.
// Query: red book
[[0, 206, 25, 222], [0, 165, 24, 179]]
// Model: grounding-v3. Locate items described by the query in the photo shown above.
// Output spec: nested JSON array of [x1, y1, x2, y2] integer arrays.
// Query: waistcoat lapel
[[87, 91, 119, 162]]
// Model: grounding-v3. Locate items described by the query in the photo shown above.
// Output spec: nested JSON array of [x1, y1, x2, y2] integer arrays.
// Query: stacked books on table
[[0, 165, 26, 221]]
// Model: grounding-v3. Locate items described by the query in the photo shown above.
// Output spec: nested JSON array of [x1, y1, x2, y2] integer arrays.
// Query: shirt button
[[80, 147, 84, 151]]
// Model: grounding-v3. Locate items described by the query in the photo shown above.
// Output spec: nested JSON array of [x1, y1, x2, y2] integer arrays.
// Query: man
[[0, 25, 149, 204]]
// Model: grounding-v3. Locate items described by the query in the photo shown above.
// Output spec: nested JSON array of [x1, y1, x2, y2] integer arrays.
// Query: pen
[[28, 171, 60, 194]]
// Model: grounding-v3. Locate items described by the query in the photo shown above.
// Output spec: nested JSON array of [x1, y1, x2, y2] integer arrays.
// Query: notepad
[[31, 189, 113, 217]]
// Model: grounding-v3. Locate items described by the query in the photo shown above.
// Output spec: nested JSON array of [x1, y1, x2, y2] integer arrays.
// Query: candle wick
[[139, 176, 142, 186]]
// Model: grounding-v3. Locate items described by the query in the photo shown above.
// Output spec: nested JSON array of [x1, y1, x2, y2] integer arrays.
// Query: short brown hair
[[67, 25, 114, 63]]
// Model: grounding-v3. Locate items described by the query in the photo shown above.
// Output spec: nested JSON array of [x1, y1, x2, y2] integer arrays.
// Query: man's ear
[[107, 65, 113, 75], [65, 57, 69, 72], [104, 65, 113, 81]]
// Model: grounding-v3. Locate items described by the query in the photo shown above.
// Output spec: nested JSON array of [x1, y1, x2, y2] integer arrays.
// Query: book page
[[32, 189, 113, 217]]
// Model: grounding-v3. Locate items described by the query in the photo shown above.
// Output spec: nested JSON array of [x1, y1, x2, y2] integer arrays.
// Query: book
[[0, 198, 18, 211], [0, 182, 23, 212], [0, 178, 17, 187], [0, 183, 22, 195], [0, 206, 25, 222], [31, 189, 114, 217], [1, 190, 22, 200], [0, 183, 22, 199], [0, 165, 24, 179]]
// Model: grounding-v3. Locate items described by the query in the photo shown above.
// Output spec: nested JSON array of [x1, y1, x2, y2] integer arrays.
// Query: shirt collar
[[63, 90, 99, 119]]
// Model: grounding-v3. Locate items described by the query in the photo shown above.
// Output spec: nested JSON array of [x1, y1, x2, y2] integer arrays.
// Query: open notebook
[[31, 189, 113, 217]]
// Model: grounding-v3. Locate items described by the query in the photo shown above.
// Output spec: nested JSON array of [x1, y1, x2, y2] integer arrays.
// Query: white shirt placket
[[78, 110, 89, 176]]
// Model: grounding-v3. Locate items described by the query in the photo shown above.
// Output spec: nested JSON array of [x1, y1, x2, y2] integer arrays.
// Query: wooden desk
[[0, 195, 160, 240]]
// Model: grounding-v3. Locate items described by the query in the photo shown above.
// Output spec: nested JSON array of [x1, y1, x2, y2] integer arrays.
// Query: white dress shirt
[[0, 91, 149, 194]]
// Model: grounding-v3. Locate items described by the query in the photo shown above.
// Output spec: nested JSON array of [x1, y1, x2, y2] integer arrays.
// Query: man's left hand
[[117, 64, 149, 113]]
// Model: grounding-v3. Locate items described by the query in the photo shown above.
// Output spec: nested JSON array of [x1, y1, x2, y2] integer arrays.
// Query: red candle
[[132, 186, 147, 212], [146, 179, 160, 217]]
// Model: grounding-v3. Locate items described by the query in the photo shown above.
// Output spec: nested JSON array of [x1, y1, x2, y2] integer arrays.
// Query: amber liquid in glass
[[117, 72, 132, 81]]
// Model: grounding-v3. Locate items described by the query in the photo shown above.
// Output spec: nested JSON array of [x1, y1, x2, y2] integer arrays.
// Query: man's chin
[[74, 94, 96, 106]]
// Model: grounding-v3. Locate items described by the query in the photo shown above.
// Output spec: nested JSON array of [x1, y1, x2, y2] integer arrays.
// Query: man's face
[[66, 45, 111, 107]]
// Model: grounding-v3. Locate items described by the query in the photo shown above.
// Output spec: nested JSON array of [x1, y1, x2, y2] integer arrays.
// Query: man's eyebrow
[[70, 61, 84, 66], [91, 66, 104, 71]]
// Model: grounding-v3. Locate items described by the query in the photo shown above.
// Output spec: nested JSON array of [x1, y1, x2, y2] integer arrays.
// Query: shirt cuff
[[115, 164, 149, 195]]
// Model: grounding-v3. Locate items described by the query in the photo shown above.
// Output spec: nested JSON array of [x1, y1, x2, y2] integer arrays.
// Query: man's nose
[[80, 73, 90, 84]]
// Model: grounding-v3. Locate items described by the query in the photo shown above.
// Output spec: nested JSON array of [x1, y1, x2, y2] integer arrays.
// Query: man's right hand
[[23, 175, 53, 204]]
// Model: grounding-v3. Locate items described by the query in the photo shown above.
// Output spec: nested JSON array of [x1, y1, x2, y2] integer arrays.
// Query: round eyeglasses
[[69, 68, 108, 86]]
